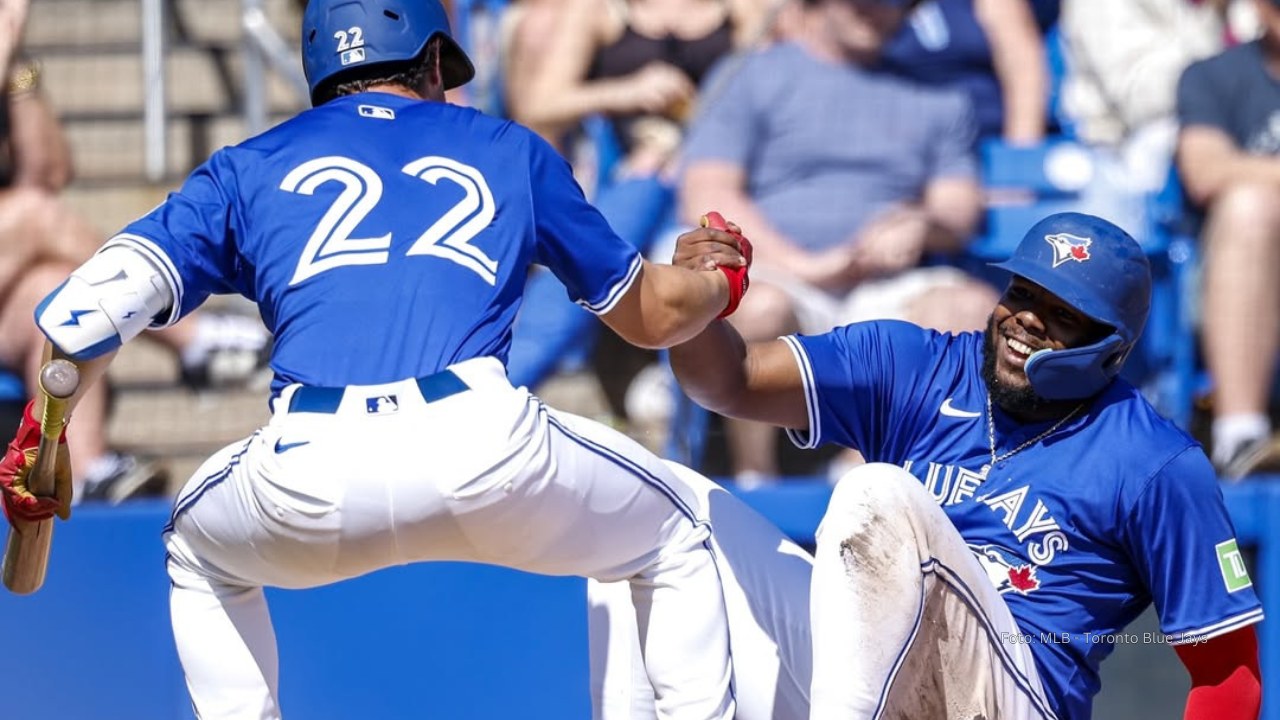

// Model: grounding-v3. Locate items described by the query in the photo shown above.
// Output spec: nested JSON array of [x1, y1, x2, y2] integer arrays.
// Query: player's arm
[[1175, 626, 1261, 720], [669, 323, 808, 430], [598, 219, 749, 349], [662, 218, 808, 430], [0, 244, 173, 522]]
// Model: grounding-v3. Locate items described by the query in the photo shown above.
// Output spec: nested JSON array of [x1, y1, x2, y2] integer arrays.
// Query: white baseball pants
[[811, 463, 1056, 720], [163, 357, 733, 720], [590, 461, 814, 720]]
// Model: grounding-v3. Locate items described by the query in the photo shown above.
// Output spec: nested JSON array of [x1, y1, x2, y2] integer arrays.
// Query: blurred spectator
[[1058, 0, 1224, 211], [1175, 0, 1280, 477], [502, 0, 780, 395], [0, 21, 270, 502], [680, 0, 997, 483], [881, 0, 1051, 144]]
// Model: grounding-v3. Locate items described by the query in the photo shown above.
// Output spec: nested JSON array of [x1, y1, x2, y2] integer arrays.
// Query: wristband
[[717, 264, 749, 319]]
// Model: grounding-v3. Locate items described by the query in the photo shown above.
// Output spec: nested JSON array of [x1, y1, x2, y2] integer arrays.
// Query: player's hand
[[0, 400, 71, 525], [675, 212, 753, 318]]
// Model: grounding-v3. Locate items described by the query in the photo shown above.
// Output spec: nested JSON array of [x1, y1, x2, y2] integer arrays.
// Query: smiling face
[[980, 276, 1111, 417]]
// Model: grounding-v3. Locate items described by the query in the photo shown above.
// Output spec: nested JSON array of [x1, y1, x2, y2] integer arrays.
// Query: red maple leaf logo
[[1007, 565, 1040, 594], [1070, 245, 1090, 261]]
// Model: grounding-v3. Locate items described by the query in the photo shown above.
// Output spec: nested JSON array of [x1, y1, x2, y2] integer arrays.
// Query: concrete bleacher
[[23, 0, 299, 488]]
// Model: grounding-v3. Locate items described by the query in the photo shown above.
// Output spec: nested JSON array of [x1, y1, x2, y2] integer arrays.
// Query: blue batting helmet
[[990, 212, 1152, 400], [302, 0, 475, 106]]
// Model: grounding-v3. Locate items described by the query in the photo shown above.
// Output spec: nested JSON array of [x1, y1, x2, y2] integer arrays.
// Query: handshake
[[677, 211, 754, 319]]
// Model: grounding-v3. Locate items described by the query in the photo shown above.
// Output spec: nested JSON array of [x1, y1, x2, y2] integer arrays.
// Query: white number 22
[[280, 155, 498, 286]]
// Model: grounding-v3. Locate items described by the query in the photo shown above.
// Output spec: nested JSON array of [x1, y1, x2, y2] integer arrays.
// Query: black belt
[[287, 369, 469, 414]]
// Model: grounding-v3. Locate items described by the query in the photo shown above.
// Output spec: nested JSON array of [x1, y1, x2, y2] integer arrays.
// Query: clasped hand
[[0, 399, 71, 525]]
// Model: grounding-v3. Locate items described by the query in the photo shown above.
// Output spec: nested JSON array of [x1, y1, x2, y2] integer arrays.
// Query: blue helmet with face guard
[[990, 212, 1152, 400]]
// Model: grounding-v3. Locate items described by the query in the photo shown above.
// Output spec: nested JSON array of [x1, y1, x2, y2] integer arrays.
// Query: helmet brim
[[989, 257, 1121, 330], [438, 35, 475, 91]]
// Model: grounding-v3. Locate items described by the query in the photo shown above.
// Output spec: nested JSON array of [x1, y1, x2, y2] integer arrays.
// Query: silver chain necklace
[[983, 393, 1083, 476]]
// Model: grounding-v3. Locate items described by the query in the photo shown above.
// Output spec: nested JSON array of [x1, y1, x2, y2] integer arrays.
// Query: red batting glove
[[0, 400, 70, 524], [700, 211, 753, 319]]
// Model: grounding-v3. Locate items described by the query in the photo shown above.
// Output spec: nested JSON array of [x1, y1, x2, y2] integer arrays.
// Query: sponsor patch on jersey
[[340, 47, 366, 66], [358, 105, 396, 120], [1215, 539, 1253, 592], [366, 394, 399, 415], [1045, 232, 1092, 267], [971, 543, 1041, 595]]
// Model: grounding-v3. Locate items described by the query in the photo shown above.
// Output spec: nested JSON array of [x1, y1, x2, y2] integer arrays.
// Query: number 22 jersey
[[107, 93, 641, 397]]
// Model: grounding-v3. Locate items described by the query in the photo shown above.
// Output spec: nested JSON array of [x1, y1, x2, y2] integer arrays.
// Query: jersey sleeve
[[101, 151, 246, 327], [1176, 56, 1229, 132], [782, 320, 931, 456], [528, 133, 641, 315], [1122, 446, 1264, 645]]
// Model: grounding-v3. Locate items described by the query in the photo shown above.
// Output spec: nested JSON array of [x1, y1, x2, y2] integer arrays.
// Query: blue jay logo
[[970, 544, 1041, 595], [1044, 233, 1092, 268]]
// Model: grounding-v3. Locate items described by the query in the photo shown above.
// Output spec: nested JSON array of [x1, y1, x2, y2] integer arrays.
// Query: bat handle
[[1, 359, 80, 594], [27, 360, 77, 496]]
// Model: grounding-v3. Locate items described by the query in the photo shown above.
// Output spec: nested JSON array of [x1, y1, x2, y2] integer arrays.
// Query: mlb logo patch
[[358, 104, 396, 120], [1044, 233, 1092, 267], [340, 47, 366, 66], [366, 395, 399, 414]]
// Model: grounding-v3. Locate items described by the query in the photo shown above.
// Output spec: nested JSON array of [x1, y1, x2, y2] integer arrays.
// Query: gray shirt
[[682, 42, 978, 252], [1177, 40, 1280, 156]]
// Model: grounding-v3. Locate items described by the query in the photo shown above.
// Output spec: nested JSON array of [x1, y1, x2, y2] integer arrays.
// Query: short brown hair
[[316, 37, 442, 105]]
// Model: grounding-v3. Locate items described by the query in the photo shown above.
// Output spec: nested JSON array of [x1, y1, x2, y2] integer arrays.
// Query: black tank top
[[587, 2, 734, 153], [588, 11, 734, 89]]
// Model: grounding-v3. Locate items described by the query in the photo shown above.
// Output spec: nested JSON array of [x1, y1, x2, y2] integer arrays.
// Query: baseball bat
[[1, 359, 81, 595]]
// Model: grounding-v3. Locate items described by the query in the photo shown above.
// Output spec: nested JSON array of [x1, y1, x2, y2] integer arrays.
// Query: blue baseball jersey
[[106, 93, 640, 396], [785, 321, 1263, 720]]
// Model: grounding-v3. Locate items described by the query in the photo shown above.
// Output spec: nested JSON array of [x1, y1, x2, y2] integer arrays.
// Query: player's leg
[[589, 460, 813, 720], [165, 437, 283, 719], [163, 359, 734, 719], [811, 463, 1053, 720], [533, 409, 734, 720]]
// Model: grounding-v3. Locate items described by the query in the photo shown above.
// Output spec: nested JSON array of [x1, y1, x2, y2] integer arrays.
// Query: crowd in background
[[443, 0, 1280, 485], [0, 0, 273, 505], [10, 0, 1280, 492]]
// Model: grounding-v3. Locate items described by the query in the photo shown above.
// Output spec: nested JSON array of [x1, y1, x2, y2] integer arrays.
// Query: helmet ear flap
[[1024, 333, 1127, 400]]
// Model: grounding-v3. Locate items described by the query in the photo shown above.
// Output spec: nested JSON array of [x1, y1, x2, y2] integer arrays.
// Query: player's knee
[[1211, 182, 1280, 233], [820, 463, 922, 542]]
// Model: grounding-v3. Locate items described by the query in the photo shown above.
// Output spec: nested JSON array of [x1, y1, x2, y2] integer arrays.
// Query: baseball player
[[590, 460, 815, 720], [0, 1, 757, 717], [670, 212, 1263, 719]]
